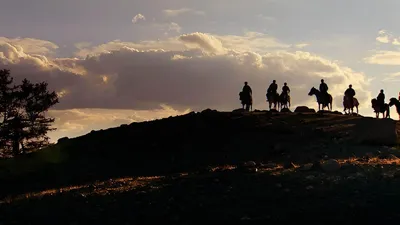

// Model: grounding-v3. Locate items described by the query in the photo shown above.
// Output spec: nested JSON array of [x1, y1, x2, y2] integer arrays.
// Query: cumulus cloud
[[74, 38, 185, 57], [365, 29, 400, 64], [376, 35, 390, 44], [130, 13, 182, 36], [163, 8, 205, 17], [179, 32, 226, 54], [75, 32, 288, 57], [177, 31, 289, 54], [0, 33, 372, 116], [364, 51, 400, 65], [375, 29, 400, 46], [376, 29, 390, 43], [0, 37, 58, 55], [132, 13, 146, 24]]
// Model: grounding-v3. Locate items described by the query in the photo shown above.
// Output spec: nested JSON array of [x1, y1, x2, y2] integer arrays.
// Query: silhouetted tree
[[0, 69, 59, 156]]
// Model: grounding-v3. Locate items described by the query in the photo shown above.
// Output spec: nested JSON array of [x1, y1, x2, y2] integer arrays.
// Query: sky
[[1, 0, 400, 142]]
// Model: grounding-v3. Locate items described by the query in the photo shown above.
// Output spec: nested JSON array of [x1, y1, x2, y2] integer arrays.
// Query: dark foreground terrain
[[1, 108, 400, 224]]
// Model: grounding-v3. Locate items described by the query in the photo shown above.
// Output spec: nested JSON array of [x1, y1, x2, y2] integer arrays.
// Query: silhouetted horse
[[239, 91, 252, 111], [371, 98, 390, 118], [279, 92, 291, 110], [389, 97, 400, 119], [343, 96, 359, 114], [266, 92, 279, 110], [308, 87, 332, 111]]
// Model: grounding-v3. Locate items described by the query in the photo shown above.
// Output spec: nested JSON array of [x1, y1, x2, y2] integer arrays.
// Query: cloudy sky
[[1, 0, 400, 141]]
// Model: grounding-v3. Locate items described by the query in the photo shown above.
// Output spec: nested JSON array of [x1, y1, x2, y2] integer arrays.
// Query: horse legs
[[387, 106, 390, 118]]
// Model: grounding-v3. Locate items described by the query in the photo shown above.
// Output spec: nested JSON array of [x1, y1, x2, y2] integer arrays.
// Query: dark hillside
[[1, 108, 398, 195], [1, 108, 400, 224]]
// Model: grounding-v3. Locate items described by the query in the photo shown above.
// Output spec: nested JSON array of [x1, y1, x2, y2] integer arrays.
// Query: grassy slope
[[1, 109, 400, 224]]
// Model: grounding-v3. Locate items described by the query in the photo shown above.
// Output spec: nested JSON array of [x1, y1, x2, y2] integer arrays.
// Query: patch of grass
[[3, 159, 400, 224]]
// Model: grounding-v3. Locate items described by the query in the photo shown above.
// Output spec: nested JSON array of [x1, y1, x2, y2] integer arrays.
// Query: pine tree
[[0, 69, 59, 156]]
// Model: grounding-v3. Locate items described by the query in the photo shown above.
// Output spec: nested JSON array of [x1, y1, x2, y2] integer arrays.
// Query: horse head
[[308, 87, 316, 96], [389, 97, 398, 107]]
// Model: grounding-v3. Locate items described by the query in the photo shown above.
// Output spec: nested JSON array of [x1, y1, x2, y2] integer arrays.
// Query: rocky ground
[[1, 107, 400, 224]]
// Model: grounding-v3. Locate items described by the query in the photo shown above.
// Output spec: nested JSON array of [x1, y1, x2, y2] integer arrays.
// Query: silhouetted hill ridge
[[0, 107, 399, 198], [51, 108, 398, 171]]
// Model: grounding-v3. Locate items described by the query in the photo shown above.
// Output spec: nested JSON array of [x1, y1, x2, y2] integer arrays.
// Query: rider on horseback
[[282, 82, 290, 94], [242, 81, 252, 96], [240, 81, 252, 111], [319, 79, 329, 103], [377, 89, 385, 110], [344, 84, 356, 107], [267, 80, 278, 101], [281, 82, 290, 101]]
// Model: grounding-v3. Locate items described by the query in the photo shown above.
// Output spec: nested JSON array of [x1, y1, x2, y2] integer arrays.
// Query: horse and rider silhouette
[[265, 80, 291, 111], [371, 89, 390, 118], [240, 80, 396, 119], [303, 80, 358, 114], [239, 82, 252, 111]]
